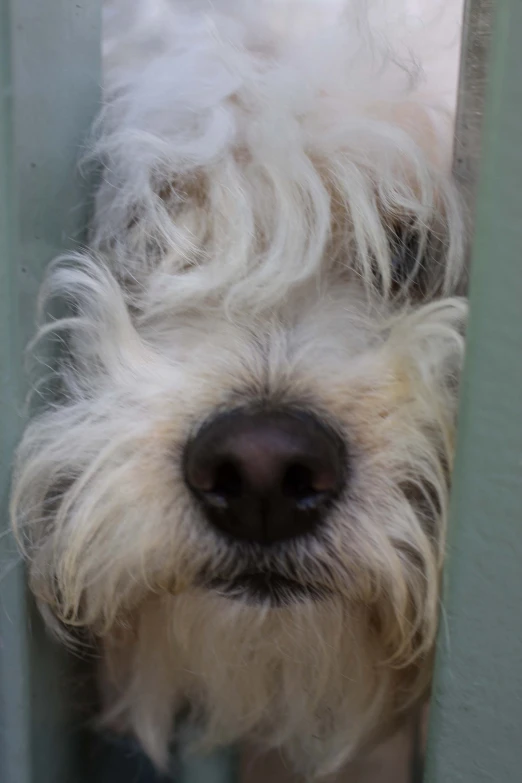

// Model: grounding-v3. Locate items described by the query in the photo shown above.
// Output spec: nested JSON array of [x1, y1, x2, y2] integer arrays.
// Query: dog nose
[[183, 409, 346, 545]]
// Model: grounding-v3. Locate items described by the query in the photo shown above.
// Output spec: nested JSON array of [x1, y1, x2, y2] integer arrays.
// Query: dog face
[[11, 0, 466, 776]]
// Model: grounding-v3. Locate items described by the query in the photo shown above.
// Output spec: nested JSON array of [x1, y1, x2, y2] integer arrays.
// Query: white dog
[[11, 0, 466, 778]]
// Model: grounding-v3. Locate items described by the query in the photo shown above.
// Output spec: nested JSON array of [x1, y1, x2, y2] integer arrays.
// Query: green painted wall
[[425, 1, 522, 780], [0, 2, 101, 782]]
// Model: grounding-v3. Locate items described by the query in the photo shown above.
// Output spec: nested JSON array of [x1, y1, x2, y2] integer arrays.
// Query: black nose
[[183, 408, 346, 545]]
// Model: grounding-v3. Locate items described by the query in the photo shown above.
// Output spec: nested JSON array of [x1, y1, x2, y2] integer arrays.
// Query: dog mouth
[[205, 570, 329, 605]]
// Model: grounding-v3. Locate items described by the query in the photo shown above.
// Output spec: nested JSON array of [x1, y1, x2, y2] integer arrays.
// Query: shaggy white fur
[[11, 0, 466, 778]]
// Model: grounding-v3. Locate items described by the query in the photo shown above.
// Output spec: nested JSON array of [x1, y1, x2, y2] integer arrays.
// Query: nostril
[[282, 463, 332, 511], [189, 460, 243, 510], [211, 461, 243, 501], [283, 463, 312, 498], [283, 463, 315, 503]]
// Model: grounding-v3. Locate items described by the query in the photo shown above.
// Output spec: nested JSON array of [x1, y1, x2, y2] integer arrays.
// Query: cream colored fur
[[11, 0, 466, 778]]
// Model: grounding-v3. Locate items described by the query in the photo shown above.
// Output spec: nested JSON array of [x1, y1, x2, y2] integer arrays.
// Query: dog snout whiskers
[[183, 407, 347, 546]]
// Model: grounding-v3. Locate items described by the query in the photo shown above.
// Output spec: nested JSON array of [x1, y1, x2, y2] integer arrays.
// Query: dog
[[11, 0, 467, 778]]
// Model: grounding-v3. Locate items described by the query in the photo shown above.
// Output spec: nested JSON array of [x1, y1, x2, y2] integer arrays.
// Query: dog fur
[[11, 0, 466, 778]]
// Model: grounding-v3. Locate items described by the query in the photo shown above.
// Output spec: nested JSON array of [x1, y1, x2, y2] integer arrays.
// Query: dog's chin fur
[[10, 0, 467, 777]]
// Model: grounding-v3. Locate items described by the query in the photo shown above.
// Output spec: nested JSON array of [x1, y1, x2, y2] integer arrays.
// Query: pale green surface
[[425, 1, 522, 781], [174, 725, 240, 783], [0, 3, 31, 781], [0, 2, 101, 782], [177, 751, 239, 783]]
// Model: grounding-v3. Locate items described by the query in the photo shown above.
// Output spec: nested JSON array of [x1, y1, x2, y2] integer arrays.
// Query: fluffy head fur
[[11, 0, 466, 777]]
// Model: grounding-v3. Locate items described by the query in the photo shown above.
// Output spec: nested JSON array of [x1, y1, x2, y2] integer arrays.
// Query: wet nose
[[183, 408, 346, 545]]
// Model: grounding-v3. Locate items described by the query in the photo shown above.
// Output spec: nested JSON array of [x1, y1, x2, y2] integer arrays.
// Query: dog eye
[[389, 226, 425, 295]]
